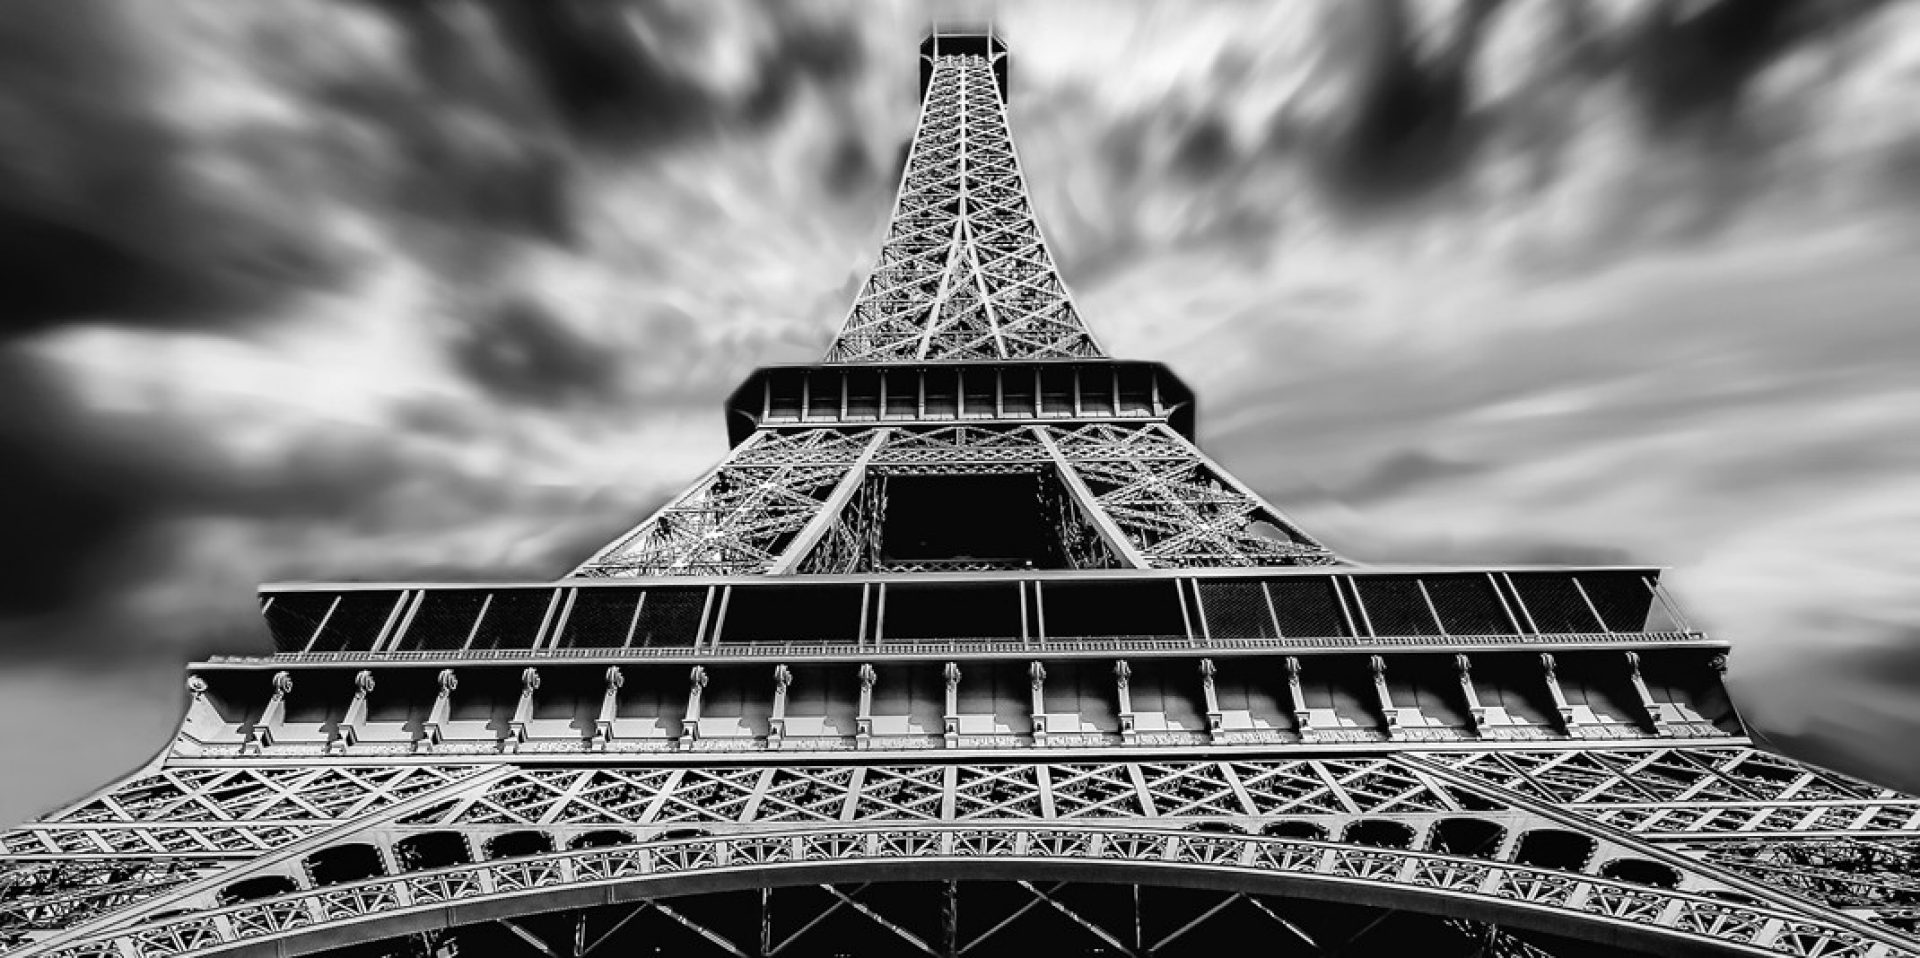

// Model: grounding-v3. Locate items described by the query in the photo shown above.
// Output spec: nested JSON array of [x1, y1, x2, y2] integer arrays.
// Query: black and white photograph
[[2, 2, 1918, 955]]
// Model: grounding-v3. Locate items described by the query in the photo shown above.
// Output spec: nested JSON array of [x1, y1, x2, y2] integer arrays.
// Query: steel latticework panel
[[4, 28, 1916, 958], [829, 43, 1099, 363]]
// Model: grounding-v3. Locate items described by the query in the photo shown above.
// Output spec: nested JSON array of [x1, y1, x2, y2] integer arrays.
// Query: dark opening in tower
[[798, 468, 1119, 573]]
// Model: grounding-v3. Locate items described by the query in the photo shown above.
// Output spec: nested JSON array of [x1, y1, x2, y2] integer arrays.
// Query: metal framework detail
[[828, 51, 1099, 362], [4, 28, 1915, 958], [574, 425, 1332, 577]]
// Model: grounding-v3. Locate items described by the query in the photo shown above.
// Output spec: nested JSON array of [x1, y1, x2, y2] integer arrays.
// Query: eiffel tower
[[6, 28, 1918, 958]]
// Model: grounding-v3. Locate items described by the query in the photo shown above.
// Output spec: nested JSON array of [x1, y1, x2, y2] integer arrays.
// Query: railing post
[[768, 665, 791, 750]]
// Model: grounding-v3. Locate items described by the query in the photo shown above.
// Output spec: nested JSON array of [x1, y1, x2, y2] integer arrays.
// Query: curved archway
[[304, 842, 384, 887], [395, 831, 473, 870], [485, 830, 556, 860], [1261, 820, 1328, 840], [570, 829, 637, 850], [73, 825, 1846, 958], [1343, 819, 1416, 849], [655, 827, 712, 842], [1600, 858, 1682, 889], [1183, 821, 1247, 835], [1427, 818, 1505, 858], [1512, 829, 1597, 872], [216, 875, 299, 906]]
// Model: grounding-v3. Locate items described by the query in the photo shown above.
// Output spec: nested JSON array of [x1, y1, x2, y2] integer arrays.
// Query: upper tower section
[[825, 31, 1103, 363]]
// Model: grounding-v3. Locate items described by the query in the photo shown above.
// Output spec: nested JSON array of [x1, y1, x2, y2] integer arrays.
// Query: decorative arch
[[570, 829, 637, 850], [301, 843, 384, 887], [1428, 817, 1506, 859], [71, 825, 1870, 958], [1600, 858, 1683, 890]]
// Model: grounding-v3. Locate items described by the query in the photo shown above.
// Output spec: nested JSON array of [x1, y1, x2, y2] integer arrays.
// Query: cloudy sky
[[4, 0, 1920, 824]]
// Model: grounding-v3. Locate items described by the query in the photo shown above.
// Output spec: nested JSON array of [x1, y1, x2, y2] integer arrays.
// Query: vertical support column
[[1285, 656, 1316, 743], [1455, 654, 1487, 734], [593, 667, 623, 751], [1369, 655, 1400, 740], [768, 665, 792, 750], [1624, 652, 1669, 736], [942, 880, 959, 958], [330, 671, 375, 755], [681, 666, 708, 750], [1031, 426, 1149, 568], [1198, 659, 1224, 744], [1114, 660, 1137, 744], [768, 429, 892, 574], [419, 669, 456, 752], [942, 663, 961, 748], [507, 668, 539, 751], [1539, 654, 1579, 738], [1028, 661, 1048, 746], [762, 887, 775, 958], [246, 671, 293, 753], [856, 664, 877, 750]]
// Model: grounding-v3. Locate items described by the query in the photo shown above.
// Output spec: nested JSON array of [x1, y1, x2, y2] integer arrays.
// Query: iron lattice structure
[[5, 30, 1917, 958]]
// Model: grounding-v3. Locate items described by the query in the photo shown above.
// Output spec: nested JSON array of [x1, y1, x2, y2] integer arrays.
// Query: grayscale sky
[[3, 0, 1919, 825]]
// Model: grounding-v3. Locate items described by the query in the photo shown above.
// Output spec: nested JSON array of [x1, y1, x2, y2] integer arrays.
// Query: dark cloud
[[0, 357, 169, 616], [1299, 0, 1504, 210], [1741, 630, 1920, 795], [486, 0, 718, 145], [1617, 0, 1892, 135], [409, 0, 866, 149], [1342, 449, 1487, 502], [447, 297, 624, 408], [821, 132, 877, 197], [0, 0, 344, 338], [1171, 115, 1236, 180]]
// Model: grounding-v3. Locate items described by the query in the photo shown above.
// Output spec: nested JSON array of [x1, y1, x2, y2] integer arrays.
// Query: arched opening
[[1512, 830, 1597, 872], [1343, 820, 1416, 850], [226, 874, 1724, 958], [1600, 859, 1681, 889], [1260, 820, 1328, 840], [655, 828, 711, 842], [485, 830, 556, 860], [1184, 821, 1247, 835], [218, 875, 300, 905], [306, 844, 386, 887], [1427, 818, 1505, 858], [395, 831, 473, 870], [570, 830, 636, 850]]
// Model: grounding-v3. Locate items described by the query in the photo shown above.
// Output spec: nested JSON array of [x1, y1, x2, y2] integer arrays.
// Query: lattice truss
[[826, 53, 1100, 362], [574, 424, 1333, 577], [7, 748, 1918, 956], [1425, 747, 1920, 938], [0, 766, 480, 950]]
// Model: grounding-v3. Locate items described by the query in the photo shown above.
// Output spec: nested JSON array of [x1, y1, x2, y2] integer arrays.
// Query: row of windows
[[261, 572, 1680, 655]]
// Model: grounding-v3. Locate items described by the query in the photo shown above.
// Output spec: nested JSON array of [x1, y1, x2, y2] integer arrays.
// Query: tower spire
[[828, 31, 1101, 362]]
